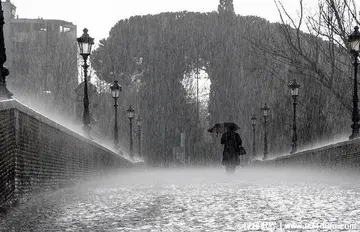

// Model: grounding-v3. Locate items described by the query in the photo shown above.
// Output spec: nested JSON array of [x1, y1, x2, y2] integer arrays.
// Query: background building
[[2, 0, 78, 115]]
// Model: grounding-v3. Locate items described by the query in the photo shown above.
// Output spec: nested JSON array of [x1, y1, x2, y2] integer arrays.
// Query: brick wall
[[256, 138, 360, 170], [0, 100, 134, 210], [0, 109, 16, 209]]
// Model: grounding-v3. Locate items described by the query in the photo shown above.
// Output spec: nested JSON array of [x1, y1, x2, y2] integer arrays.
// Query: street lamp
[[0, 2, 12, 99], [77, 28, 94, 138], [110, 80, 122, 148], [251, 115, 257, 158], [288, 79, 300, 153], [348, 26, 360, 140], [262, 103, 270, 160], [127, 105, 135, 158], [137, 116, 143, 157]]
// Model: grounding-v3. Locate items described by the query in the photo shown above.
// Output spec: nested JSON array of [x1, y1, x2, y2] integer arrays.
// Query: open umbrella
[[207, 122, 240, 134]]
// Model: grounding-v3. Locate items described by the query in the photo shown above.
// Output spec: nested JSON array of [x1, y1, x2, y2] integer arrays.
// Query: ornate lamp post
[[348, 26, 360, 140], [288, 79, 300, 153], [0, 2, 12, 99], [127, 105, 135, 158], [110, 80, 122, 148], [137, 116, 143, 157], [251, 115, 257, 158], [262, 103, 270, 160], [77, 28, 94, 138]]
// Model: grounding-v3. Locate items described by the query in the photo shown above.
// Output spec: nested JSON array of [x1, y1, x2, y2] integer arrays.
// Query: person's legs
[[235, 152, 241, 165], [222, 152, 229, 165]]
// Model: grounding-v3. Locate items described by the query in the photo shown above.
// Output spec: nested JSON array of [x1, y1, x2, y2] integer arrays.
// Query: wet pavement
[[1, 167, 360, 231]]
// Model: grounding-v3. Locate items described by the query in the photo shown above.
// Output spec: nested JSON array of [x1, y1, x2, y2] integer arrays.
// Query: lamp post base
[[349, 133, 360, 140], [0, 83, 12, 100], [82, 125, 92, 140], [349, 123, 360, 140]]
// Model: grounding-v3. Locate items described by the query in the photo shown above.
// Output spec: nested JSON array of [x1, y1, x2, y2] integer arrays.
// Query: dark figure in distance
[[221, 125, 242, 167]]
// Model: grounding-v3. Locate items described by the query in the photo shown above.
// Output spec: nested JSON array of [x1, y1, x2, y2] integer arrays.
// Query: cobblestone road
[[1, 167, 360, 231]]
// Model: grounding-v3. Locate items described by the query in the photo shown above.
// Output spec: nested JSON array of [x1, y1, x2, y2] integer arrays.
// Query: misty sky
[[10, 0, 312, 44]]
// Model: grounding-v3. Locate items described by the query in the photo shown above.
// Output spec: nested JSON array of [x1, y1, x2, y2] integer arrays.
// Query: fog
[[82, 166, 360, 188]]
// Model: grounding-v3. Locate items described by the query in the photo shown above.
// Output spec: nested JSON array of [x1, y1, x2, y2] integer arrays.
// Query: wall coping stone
[[0, 99, 140, 165], [261, 136, 360, 163]]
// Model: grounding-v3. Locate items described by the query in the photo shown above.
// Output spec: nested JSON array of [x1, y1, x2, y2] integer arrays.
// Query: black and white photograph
[[0, 0, 360, 231]]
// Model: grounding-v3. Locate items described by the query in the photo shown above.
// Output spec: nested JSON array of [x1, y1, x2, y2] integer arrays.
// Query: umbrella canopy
[[207, 122, 240, 134]]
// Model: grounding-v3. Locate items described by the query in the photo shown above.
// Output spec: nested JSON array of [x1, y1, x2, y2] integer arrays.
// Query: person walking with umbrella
[[221, 124, 242, 171], [208, 122, 245, 172]]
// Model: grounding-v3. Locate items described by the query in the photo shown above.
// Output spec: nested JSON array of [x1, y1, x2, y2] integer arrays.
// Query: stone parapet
[[0, 100, 138, 211], [251, 137, 360, 171]]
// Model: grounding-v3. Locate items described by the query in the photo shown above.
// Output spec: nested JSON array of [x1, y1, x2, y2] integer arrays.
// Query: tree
[[91, 5, 356, 164], [218, 0, 235, 15], [252, 0, 359, 111], [248, 0, 360, 148]]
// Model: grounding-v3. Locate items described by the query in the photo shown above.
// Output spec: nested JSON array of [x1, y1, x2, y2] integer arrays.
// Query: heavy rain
[[1, 0, 360, 231]]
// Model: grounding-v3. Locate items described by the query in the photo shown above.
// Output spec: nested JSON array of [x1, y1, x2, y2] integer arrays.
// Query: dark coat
[[221, 131, 242, 153]]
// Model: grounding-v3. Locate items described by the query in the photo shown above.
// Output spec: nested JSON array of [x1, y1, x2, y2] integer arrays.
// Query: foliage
[[218, 0, 235, 15], [91, 1, 357, 165]]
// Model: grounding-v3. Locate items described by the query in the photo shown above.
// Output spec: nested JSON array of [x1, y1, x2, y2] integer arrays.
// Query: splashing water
[[1, 167, 359, 231]]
